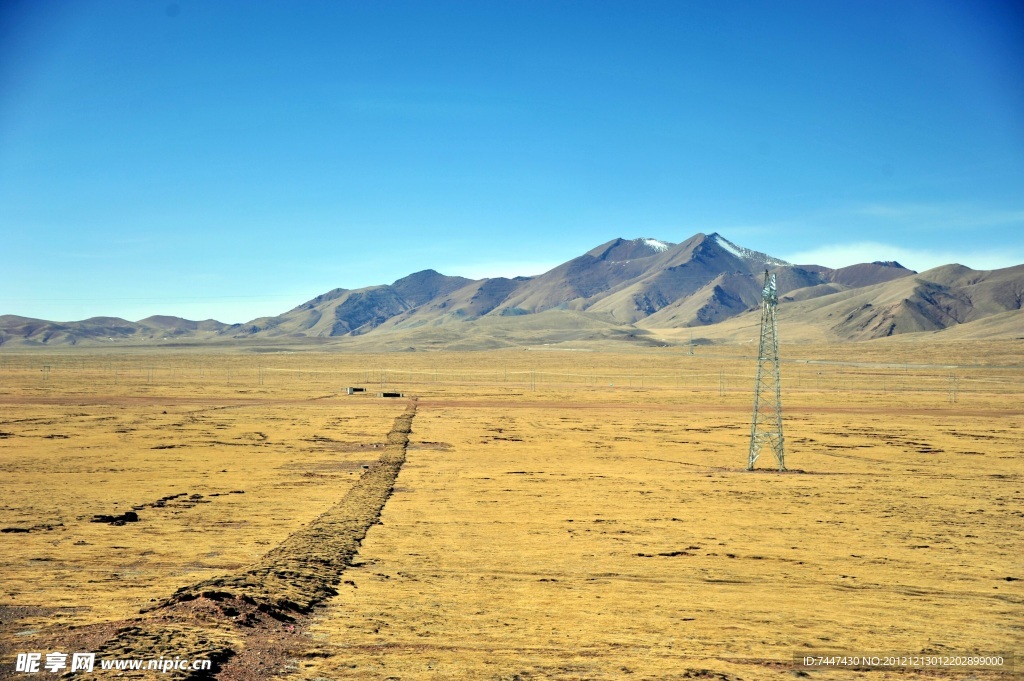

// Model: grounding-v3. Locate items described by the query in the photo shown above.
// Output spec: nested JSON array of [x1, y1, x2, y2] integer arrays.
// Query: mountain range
[[3, 233, 1022, 348]]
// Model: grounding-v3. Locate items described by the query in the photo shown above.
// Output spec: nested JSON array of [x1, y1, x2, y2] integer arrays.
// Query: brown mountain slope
[[496, 237, 678, 314], [827, 264, 1024, 339], [582, 235, 749, 323], [629, 264, 847, 329], [828, 261, 914, 288], [420, 277, 525, 319], [654, 263, 1024, 343], [632, 273, 764, 328], [530, 233, 794, 325], [231, 270, 474, 339], [335, 308, 659, 352], [390, 269, 474, 307]]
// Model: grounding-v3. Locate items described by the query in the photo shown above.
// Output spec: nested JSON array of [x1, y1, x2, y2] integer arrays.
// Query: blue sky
[[2, 0, 1022, 323]]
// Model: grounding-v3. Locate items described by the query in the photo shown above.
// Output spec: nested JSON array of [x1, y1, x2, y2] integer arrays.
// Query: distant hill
[[0, 315, 229, 346], [2, 233, 1021, 348], [660, 263, 1024, 343], [818, 263, 1024, 340]]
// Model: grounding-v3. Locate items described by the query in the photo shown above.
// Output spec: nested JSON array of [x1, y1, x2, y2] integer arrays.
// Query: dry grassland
[[1, 341, 1021, 680]]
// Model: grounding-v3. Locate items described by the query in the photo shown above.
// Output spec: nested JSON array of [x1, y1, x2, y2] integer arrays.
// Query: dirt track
[[1, 402, 418, 681]]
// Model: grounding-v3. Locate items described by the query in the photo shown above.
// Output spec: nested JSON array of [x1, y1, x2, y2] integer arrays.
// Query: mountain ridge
[[3, 233, 1022, 348]]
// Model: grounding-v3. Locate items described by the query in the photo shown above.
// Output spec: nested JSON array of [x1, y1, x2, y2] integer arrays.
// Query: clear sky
[[2, 0, 1022, 323]]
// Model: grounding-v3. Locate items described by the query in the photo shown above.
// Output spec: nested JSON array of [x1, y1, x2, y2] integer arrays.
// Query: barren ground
[[1, 342, 1021, 680]]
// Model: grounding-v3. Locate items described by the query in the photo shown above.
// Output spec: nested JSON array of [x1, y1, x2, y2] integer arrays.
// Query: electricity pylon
[[748, 270, 785, 471]]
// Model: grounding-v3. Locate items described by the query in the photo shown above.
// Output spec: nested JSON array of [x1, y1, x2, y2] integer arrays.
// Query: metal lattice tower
[[747, 270, 785, 471]]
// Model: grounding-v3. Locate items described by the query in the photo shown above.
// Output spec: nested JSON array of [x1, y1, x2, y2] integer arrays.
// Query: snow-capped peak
[[709, 233, 791, 266]]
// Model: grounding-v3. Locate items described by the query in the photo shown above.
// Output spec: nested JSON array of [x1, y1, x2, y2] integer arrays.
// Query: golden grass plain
[[1, 341, 1021, 680]]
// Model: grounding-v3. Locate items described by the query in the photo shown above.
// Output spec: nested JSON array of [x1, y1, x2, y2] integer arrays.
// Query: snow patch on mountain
[[709, 233, 791, 266], [638, 238, 670, 252]]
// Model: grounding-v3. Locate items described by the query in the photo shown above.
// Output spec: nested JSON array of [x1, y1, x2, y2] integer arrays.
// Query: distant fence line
[[1, 355, 1022, 398]]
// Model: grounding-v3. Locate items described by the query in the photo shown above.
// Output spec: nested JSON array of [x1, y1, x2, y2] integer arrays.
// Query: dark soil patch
[[90, 511, 139, 525]]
